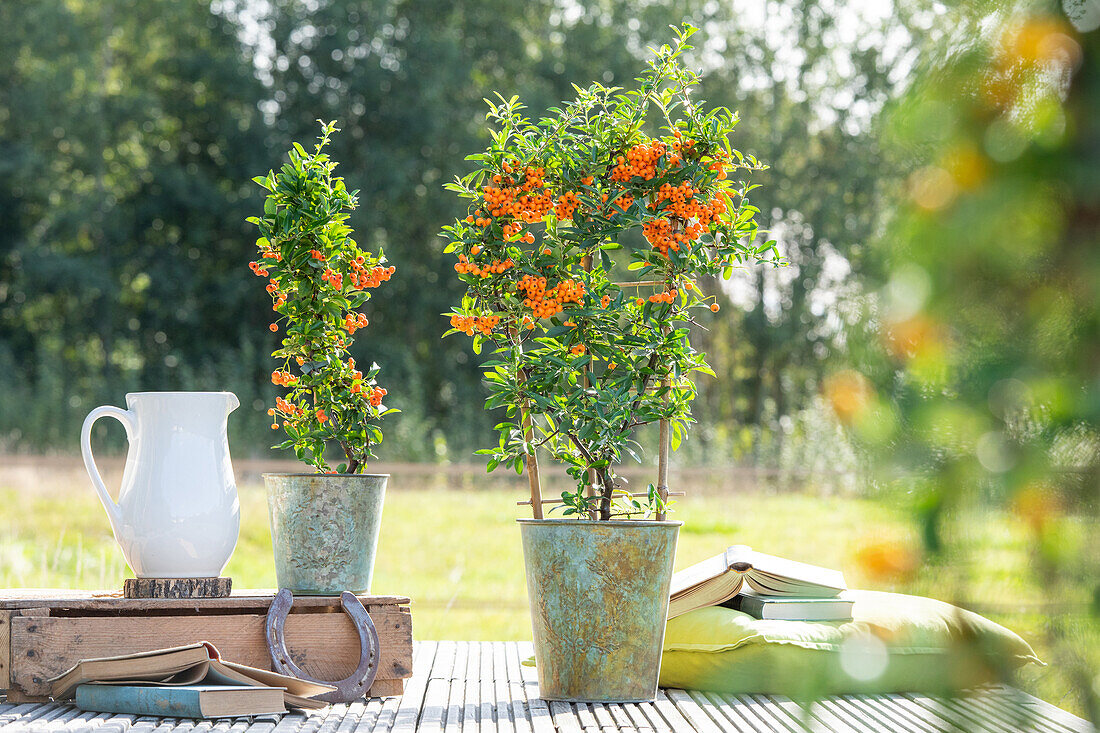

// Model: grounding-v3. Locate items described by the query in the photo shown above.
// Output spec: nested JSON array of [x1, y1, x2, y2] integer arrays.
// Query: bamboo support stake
[[656, 409, 670, 521], [656, 322, 671, 521], [582, 254, 597, 520], [509, 325, 544, 519]]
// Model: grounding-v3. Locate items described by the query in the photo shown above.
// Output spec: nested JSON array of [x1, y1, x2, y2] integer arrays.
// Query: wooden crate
[[0, 589, 412, 702]]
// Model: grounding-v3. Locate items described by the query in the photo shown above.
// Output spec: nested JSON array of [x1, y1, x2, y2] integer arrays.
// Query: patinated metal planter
[[264, 473, 387, 595], [519, 518, 681, 702]]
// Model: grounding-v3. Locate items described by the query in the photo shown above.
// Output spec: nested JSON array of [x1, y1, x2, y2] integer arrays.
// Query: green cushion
[[660, 590, 1041, 696]]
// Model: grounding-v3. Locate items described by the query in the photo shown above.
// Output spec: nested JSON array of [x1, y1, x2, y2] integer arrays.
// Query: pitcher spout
[[225, 392, 240, 414]]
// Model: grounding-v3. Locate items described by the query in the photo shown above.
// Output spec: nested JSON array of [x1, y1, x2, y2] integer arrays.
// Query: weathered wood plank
[[586, 703, 617, 733], [573, 703, 601, 733], [491, 643, 514, 733], [418, 642, 452, 733], [744, 694, 834, 733], [511, 643, 553, 733], [439, 641, 464, 733], [649, 691, 696, 733], [664, 689, 726, 733], [870, 694, 957, 733], [494, 642, 527, 733], [618, 703, 655, 733], [940, 692, 1055, 733], [681, 691, 741, 733], [348, 697, 384, 733], [461, 640, 479, 733], [392, 641, 436, 733], [0, 613, 11, 692], [970, 687, 1088, 733], [9, 611, 412, 697], [630, 702, 672, 733], [477, 643, 494, 733], [722, 695, 803, 733], [705, 693, 787, 733], [368, 687, 403, 733], [839, 695, 942, 733], [815, 698, 898, 733], [0, 593, 411, 613], [899, 694, 995, 732]]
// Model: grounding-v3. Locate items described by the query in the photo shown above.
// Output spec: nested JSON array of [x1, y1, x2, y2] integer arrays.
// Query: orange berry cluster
[[344, 312, 369, 333], [518, 276, 585, 319], [609, 140, 671, 183], [271, 370, 299, 387], [648, 289, 678, 304], [351, 261, 394, 289], [554, 191, 581, 220], [367, 386, 388, 407], [321, 268, 343, 288], [450, 313, 501, 336], [248, 261, 270, 277], [315, 408, 328, 424], [479, 166, 553, 224], [570, 343, 586, 355], [706, 148, 731, 179], [454, 255, 515, 278], [501, 222, 536, 244], [642, 190, 729, 257], [268, 396, 305, 429]]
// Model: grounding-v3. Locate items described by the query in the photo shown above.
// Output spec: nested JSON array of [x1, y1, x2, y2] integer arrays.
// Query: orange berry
[[471, 245, 481, 255], [710, 303, 720, 312], [269, 323, 278, 332]]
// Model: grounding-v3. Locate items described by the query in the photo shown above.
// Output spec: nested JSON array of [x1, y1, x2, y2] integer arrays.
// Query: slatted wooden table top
[[0, 641, 1093, 733]]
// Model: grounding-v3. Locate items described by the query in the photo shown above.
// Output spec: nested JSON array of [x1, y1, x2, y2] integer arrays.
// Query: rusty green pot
[[263, 473, 387, 595], [519, 518, 681, 702]]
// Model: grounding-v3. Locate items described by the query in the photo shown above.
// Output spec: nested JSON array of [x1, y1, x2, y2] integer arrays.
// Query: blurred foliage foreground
[[833, 0, 1100, 722]]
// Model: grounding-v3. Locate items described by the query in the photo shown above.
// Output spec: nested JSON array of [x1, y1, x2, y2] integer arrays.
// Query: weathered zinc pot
[[264, 473, 387, 595], [519, 518, 681, 702]]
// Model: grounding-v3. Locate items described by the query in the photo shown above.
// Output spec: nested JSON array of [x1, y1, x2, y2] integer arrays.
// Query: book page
[[744, 549, 846, 595], [669, 550, 731, 597]]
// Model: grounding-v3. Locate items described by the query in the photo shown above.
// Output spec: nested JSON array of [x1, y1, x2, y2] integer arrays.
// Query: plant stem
[[509, 326, 543, 519]]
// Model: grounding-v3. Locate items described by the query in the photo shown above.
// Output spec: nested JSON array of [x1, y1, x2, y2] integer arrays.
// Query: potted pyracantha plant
[[442, 26, 774, 702], [248, 121, 396, 594]]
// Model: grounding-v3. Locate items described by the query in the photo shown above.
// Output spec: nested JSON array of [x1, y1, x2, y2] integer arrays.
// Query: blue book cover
[[75, 684, 285, 719]]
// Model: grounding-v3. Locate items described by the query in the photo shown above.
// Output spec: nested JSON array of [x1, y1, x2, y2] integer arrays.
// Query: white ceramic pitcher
[[81, 391, 241, 578]]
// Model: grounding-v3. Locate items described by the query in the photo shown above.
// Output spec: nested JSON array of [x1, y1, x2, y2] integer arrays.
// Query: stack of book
[[668, 545, 852, 621], [49, 642, 334, 719]]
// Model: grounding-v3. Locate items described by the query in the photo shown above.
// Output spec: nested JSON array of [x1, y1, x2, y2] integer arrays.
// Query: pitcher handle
[[81, 405, 133, 535]]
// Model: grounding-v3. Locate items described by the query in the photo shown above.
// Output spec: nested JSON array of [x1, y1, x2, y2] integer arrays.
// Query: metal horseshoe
[[265, 588, 380, 703]]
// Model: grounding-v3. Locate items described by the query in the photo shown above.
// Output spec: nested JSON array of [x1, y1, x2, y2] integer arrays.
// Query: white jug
[[81, 391, 241, 578]]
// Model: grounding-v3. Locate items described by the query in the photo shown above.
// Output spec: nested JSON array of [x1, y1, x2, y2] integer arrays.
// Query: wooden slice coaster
[[123, 577, 233, 599]]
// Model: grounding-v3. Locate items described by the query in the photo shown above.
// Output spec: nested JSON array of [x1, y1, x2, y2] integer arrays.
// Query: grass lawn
[[0, 464, 1095, 718]]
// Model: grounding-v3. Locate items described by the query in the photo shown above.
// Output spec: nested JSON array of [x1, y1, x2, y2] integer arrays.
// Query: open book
[[49, 642, 333, 710], [668, 545, 847, 619]]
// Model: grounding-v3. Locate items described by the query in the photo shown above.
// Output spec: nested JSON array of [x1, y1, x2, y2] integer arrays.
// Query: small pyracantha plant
[[442, 26, 775, 519], [248, 121, 396, 474]]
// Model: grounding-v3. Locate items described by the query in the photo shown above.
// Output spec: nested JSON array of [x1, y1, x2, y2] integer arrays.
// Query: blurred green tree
[[840, 0, 1099, 718], [0, 0, 271, 449]]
